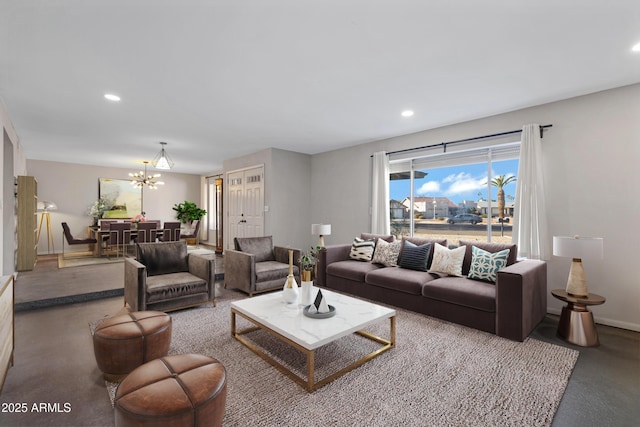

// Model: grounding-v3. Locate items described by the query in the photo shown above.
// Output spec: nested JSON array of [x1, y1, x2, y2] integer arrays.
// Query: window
[[389, 143, 519, 244]]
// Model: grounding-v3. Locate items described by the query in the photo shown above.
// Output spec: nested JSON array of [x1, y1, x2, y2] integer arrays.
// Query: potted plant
[[172, 201, 206, 244], [172, 201, 207, 225], [298, 245, 321, 282]]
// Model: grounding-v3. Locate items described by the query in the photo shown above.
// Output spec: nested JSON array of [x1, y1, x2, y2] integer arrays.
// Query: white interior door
[[226, 166, 264, 249], [243, 167, 264, 238], [227, 170, 244, 246]]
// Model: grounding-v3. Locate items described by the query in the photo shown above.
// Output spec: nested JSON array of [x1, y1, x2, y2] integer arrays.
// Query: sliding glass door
[[389, 144, 519, 244]]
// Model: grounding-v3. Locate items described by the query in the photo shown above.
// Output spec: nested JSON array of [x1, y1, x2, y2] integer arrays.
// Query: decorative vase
[[301, 270, 312, 282], [282, 249, 299, 304], [301, 281, 313, 305]]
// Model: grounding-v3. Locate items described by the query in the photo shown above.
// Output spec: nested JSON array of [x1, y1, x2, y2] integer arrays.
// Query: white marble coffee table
[[230, 287, 396, 392]]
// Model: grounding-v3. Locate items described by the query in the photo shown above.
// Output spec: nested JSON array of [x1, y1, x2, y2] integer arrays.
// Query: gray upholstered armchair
[[224, 236, 301, 297], [124, 241, 216, 312]]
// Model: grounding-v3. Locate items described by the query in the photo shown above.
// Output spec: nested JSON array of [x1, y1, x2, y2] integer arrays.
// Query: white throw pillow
[[429, 243, 466, 276], [349, 237, 375, 261], [371, 239, 402, 267]]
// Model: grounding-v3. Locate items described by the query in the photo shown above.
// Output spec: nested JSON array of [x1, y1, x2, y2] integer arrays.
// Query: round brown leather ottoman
[[114, 354, 227, 427], [93, 311, 171, 381]]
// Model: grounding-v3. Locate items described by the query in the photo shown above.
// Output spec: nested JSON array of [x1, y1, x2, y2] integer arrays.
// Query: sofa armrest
[[495, 259, 547, 341], [124, 258, 146, 311], [224, 249, 255, 294], [189, 253, 215, 300], [316, 244, 352, 287], [274, 246, 301, 269]]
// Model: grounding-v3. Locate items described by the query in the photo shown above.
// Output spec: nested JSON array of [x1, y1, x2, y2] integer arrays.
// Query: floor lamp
[[37, 200, 57, 254]]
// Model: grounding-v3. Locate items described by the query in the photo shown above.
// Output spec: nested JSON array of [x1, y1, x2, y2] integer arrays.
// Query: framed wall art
[[98, 178, 142, 218]]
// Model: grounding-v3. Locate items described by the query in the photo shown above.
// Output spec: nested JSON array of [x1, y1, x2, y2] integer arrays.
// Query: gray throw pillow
[[398, 240, 432, 272]]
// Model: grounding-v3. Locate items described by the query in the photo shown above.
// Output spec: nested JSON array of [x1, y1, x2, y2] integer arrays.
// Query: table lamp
[[553, 235, 603, 297], [311, 224, 331, 247]]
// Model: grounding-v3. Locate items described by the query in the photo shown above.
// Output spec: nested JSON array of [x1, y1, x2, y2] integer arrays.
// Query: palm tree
[[491, 175, 517, 219]]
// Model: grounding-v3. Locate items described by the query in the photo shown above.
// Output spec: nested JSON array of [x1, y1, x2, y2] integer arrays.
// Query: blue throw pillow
[[398, 240, 432, 272], [467, 246, 511, 283]]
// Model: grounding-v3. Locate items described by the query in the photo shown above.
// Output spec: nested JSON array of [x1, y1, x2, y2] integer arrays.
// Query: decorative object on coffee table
[[282, 249, 299, 304], [553, 235, 603, 297], [304, 289, 335, 318], [298, 246, 320, 305]]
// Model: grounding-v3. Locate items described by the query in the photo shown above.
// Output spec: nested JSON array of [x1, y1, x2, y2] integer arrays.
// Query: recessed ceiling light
[[104, 94, 121, 101], [632, 42, 640, 52], [401, 110, 414, 117]]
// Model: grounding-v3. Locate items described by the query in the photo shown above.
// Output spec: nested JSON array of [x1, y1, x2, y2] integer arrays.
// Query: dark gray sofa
[[316, 234, 547, 342]]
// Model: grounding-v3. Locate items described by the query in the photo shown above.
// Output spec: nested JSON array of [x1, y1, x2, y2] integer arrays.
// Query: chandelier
[[151, 142, 174, 170], [129, 161, 164, 189]]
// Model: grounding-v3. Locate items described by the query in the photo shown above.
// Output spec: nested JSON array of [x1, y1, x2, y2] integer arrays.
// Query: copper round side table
[[551, 289, 605, 347]]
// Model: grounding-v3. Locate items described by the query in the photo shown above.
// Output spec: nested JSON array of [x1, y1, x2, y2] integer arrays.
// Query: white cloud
[[416, 181, 440, 195], [443, 172, 486, 196]]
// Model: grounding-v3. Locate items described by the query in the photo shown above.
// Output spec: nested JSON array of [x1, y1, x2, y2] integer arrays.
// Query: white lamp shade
[[311, 224, 331, 236], [37, 200, 57, 211], [553, 236, 603, 260]]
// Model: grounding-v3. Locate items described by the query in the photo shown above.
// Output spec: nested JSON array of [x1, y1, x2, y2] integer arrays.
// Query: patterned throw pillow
[[429, 243, 466, 276], [349, 237, 375, 261], [398, 240, 432, 272], [371, 239, 402, 267], [467, 246, 511, 283]]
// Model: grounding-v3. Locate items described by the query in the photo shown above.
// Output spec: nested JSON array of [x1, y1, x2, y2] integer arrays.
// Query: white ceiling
[[1, 1, 639, 175]]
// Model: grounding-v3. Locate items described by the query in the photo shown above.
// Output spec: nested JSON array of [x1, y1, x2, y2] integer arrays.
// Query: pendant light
[[151, 142, 174, 170]]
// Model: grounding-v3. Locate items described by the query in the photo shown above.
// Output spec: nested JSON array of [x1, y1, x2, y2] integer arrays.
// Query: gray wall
[[222, 148, 312, 251], [311, 83, 640, 332], [27, 159, 202, 254]]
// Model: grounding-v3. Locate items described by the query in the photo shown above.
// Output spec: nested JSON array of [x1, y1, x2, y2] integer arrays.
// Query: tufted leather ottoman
[[93, 311, 172, 381], [114, 354, 227, 427]]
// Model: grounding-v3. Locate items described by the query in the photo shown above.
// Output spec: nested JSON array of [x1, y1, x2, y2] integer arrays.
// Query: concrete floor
[[0, 257, 638, 426]]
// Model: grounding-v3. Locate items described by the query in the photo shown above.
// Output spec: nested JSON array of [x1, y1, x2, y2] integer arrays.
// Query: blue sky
[[390, 159, 519, 204]]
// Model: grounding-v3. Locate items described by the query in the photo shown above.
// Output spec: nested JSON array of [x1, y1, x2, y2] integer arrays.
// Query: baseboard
[[547, 307, 640, 332]]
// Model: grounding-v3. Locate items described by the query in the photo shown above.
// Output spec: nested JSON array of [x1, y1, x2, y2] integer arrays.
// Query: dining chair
[[162, 221, 182, 242], [136, 222, 158, 243], [109, 222, 132, 257], [61, 222, 98, 259], [180, 220, 201, 247]]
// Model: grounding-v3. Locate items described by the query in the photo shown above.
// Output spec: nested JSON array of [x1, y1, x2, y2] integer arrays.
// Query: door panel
[[226, 166, 264, 249]]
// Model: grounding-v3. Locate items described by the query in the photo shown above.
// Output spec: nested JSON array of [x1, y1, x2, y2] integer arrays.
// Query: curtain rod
[[378, 124, 553, 157]]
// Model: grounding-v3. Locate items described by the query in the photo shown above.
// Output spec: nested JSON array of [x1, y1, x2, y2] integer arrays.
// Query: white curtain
[[513, 124, 550, 259], [371, 151, 390, 235]]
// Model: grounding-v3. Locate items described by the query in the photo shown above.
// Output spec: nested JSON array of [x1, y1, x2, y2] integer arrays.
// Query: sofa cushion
[[467, 246, 511, 283], [397, 240, 432, 272], [459, 240, 517, 276], [349, 237, 375, 261], [371, 239, 402, 267], [137, 241, 189, 277], [429, 243, 466, 277], [146, 272, 208, 303], [422, 276, 496, 312], [398, 237, 447, 269], [327, 260, 382, 282], [235, 236, 275, 262], [255, 261, 297, 283], [366, 267, 438, 295]]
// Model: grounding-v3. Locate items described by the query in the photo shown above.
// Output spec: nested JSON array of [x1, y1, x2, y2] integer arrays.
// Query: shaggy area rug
[[97, 292, 578, 426]]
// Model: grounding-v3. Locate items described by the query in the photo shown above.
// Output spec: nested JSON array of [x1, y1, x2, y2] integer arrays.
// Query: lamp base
[[566, 258, 589, 297]]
